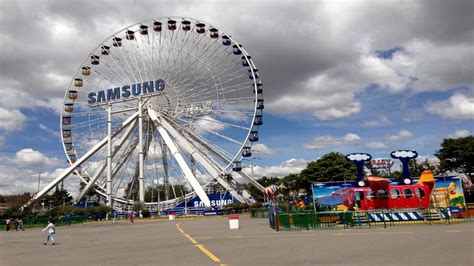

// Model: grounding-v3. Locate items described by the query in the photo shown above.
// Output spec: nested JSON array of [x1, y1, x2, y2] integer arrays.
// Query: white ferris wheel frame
[[24, 16, 264, 211]]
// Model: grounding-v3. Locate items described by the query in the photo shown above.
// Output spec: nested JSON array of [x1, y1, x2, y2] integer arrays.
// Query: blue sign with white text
[[176, 193, 234, 208]]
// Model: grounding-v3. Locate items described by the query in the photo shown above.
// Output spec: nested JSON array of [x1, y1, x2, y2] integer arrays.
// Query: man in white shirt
[[42, 219, 56, 245]]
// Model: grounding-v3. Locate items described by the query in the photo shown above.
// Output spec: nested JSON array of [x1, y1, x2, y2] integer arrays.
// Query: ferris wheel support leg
[[138, 99, 145, 204], [148, 109, 211, 208], [156, 114, 247, 203], [162, 116, 264, 193], [106, 104, 113, 208], [75, 119, 138, 203], [161, 139, 170, 201], [22, 111, 140, 210]]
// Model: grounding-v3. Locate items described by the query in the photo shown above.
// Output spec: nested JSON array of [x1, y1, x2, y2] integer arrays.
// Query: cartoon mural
[[431, 176, 466, 208]]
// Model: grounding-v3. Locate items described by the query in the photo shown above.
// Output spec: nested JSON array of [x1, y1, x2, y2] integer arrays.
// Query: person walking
[[16, 218, 25, 231], [5, 218, 11, 231], [42, 219, 56, 245]]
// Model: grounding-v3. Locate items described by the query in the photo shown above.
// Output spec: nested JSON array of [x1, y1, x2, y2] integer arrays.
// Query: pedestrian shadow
[[44, 243, 61, 246]]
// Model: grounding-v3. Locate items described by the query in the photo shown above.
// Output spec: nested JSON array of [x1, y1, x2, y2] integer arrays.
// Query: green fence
[[278, 207, 473, 230], [250, 208, 269, 218], [1, 215, 91, 231]]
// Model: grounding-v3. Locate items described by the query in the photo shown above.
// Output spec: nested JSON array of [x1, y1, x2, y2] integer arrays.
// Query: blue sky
[[0, 0, 473, 195]]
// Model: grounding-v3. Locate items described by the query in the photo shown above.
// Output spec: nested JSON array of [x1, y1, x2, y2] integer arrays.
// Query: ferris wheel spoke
[[169, 46, 236, 92], [106, 53, 137, 85], [178, 67, 245, 99], [130, 37, 152, 80], [168, 26, 195, 68], [114, 41, 142, 84], [99, 57, 131, 86], [165, 116, 232, 161]]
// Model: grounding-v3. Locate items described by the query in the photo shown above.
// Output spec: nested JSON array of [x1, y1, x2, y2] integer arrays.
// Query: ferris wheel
[[24, 17, 264, 211]]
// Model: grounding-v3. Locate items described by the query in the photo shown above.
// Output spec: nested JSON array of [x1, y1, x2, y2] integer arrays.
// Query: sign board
[[176, 193, 234, 208], [369, 159, 393, 169]]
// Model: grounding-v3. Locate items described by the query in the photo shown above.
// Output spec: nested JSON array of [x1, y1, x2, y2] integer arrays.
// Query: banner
[[175, 193, 234, 208], [430, 176, 467, 209]]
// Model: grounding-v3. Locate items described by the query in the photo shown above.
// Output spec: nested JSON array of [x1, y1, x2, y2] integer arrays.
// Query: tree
[[435, 136, 474, 179], [300, 152, 358, 183], [281, 173, 312, 193], [1, 192, 32, 209], [42, 187, 73, 208]]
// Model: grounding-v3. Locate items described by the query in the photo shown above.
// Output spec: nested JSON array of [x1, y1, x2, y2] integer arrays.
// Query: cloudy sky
[[0, 0, 473, 195]]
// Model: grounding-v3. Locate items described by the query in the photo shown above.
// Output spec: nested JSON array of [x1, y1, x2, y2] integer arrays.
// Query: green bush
[[86, 206, 98, 214], [97, 205, 111, 215], [74, 208, 86, 215], [141, 209, 150, 218], [57, 205, 75, 216]]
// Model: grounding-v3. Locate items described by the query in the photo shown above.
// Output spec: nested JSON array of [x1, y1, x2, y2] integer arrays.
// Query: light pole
[[243, 156, 262, 201], [37, 173, 41, 193], [249, 156, 261, 180]]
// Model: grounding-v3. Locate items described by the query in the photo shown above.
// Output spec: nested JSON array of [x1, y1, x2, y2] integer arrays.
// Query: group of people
[[4, 217, 24, 231], [5, 217, 55, 245]]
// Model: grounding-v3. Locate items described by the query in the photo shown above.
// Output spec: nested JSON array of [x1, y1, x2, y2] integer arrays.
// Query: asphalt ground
[[1, 215, 473, 266]]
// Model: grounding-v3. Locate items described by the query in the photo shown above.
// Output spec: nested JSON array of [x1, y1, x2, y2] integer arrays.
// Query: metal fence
[[278, 207, 473, 230], [250, 208, 270, 218]]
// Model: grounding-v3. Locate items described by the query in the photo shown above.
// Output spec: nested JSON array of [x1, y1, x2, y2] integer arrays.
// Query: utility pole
[[37, 173, 41, 193]]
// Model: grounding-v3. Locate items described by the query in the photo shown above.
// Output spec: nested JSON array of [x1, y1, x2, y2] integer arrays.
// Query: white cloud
[[0, 165, 81, 197], [251, 143, 276, 156], [271, 74, 362, 120], [193, 116, 227, 135], [39, 123, 60, 137], [402, 112, 424, 123], [425, 93, 474, 119], [366, 142, 389, 150], [304, 133, 361, 149], [0, 107, 28, 131], [448, 129, 470, 138], [1, 148, 63, 167], [385, 130, 413, 141], [243, 158, 308, 178], [364, 115, 391, 127]]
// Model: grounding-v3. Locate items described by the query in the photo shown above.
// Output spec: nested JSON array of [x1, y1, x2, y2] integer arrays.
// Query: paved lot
[[1, 215, 473, 265]]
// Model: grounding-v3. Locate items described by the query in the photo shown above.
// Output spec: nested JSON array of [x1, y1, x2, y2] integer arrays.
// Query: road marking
[[184, 233, 198, 244], [195, 244, 221, 262], [176, 224, 222, 263]]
